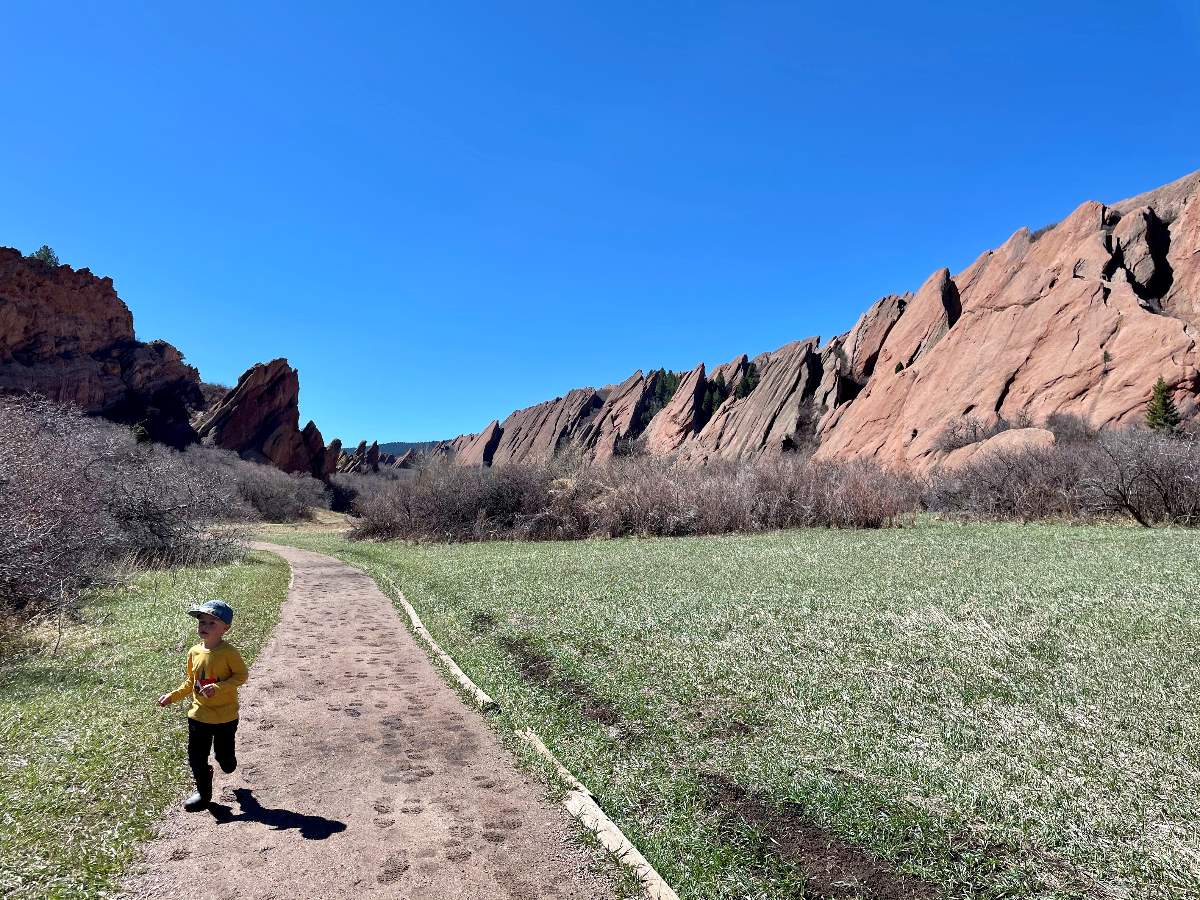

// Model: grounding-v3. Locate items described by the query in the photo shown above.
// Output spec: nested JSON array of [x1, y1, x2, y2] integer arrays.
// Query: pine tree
[[30, 244, 59, 266], [1145, 377, 1182, 432]]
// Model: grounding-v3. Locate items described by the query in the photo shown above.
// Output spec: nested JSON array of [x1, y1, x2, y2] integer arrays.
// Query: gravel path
[[121, 543, 616, 900]]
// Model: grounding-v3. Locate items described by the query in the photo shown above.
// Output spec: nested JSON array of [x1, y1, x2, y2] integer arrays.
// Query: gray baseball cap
[[188, 599, 234, 626]]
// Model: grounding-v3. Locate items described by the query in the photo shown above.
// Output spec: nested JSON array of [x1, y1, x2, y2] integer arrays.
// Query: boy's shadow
[[208, 788, 346, 840]]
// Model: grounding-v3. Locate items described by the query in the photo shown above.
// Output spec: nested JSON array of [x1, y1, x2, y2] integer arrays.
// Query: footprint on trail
[[373, 798, 394, 814], [483, 817, 522, 832], [444, 846, 472, 862], [400, 799, 424, 815], [377, 850, 410, 884], [471, 775, 498, 790], [373, 816, 395, 828], [447, 823, 475, 840]]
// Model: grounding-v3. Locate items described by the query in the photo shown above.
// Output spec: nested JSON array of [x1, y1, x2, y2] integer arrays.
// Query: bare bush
[[935, 411, 1034, 452], [186, 446, 330, 522], [352, 454, 919, 542], [927, 427, 1200, 526], [0, 396, 243, 623], [1044, 413, 1096, 444], [925, 443, 1101, 521], [1085, 430, 1200, 526]]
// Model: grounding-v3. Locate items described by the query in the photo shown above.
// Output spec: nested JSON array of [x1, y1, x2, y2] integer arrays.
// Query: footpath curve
[[121, 543, 615, 900]]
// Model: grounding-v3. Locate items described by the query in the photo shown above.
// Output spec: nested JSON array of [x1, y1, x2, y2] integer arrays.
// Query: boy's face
[[196, 613, 229, 643]]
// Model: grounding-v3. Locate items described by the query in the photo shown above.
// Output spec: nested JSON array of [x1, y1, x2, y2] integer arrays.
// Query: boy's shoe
[[184, 765, 214, 812]]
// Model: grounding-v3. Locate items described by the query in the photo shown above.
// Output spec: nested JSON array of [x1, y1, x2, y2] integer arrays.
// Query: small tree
[[894, 361, 904, 374], [30, 244, 60, 266], [1146, 377, 1181, 432]]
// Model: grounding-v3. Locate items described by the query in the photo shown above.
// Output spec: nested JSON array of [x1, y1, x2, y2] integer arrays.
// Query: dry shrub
[[351, 454, 919, 542], [0, 395, 242, 622], [926, 427, 1200, 526], [935, 411, 1034, 452], [1086, 429, 1200, 526], [186, 446, 330, 522]]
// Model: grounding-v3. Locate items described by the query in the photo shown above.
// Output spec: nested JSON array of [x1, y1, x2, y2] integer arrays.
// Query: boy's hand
[[198, 683, 217, 698], [156, 694, 172, 707]]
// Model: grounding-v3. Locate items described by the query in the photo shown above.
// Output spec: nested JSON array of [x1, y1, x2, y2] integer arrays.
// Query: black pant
[[187, 718, 238, 786]]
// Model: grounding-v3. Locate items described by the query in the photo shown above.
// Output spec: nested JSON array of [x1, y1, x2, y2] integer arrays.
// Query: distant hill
[[378, 440, 442, 456]]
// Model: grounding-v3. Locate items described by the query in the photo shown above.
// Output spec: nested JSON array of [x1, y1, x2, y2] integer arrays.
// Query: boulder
[[938, 427, 1057, 470]]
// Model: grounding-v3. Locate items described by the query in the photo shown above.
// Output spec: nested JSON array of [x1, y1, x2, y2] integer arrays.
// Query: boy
[[157, 599, 248, 812]]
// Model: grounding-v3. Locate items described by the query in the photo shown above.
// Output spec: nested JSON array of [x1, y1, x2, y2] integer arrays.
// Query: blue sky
[[4, 2, 1198, 444]]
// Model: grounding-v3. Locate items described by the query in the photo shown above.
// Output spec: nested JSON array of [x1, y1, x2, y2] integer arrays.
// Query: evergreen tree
[[895, 361, 904, 374], [30, 244, 60, 266], [1145, 377, 1182, 432], [734, 363, 760, 399]]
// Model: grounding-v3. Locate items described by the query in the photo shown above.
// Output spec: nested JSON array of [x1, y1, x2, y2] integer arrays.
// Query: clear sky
[[4, 2, 1198, 444]]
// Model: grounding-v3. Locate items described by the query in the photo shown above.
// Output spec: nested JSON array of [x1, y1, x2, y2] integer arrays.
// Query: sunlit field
[[261, 523, 1200, 899]]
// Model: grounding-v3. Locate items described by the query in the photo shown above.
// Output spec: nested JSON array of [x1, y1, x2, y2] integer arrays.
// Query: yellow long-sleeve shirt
[[167, 642, 248, 724]]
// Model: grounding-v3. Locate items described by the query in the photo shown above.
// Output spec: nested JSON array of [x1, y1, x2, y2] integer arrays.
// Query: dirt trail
[[122, 543, 615, 900]]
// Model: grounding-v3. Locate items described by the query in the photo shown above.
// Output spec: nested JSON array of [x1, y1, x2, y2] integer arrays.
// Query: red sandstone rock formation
[[194, 359, 328, 475], [413, 169, 1200, 471], [0, 248, 203, 446], [642, 363, 705, 455], [681, 340, 825, 464], [815, 172, 1200, 467], [455, 420, 503, 466]]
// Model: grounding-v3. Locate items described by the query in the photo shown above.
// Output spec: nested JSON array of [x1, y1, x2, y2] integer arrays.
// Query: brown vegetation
[[0, 395, 329, 627], [925, 426, 1200, 525], [349, 454, 920, 542]]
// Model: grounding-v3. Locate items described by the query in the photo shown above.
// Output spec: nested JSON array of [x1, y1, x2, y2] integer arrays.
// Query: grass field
[[260, 523, 1200, 900], [0, 551, 290, 899]]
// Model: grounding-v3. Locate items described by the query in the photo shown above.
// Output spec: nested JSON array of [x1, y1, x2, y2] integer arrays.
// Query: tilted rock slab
[[195, 358, 328, 476], [427, 169, 1200, 471]]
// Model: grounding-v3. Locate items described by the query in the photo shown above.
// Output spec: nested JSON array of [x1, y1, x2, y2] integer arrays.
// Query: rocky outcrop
[[429, 169, 1200, 471], [489, 388, 605, 466], [194, 359, 328, 475], [456, 420, 503, 467], [815, 175, 1200, 467], [324, 438, 343, 477], [681, 340, 824, 464], [642, 364, 705, 455], [336, 438, 415, 473], [573, 371, 657, 463], [0, 248, 204, 446]]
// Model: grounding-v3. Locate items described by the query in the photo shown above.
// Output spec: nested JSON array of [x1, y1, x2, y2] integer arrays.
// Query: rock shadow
[[208, 788, 347, 840]]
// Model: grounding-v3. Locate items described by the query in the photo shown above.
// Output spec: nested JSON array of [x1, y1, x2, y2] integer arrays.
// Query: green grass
[[0, 551, 290, 899], [259, 523, 1200, 900]]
